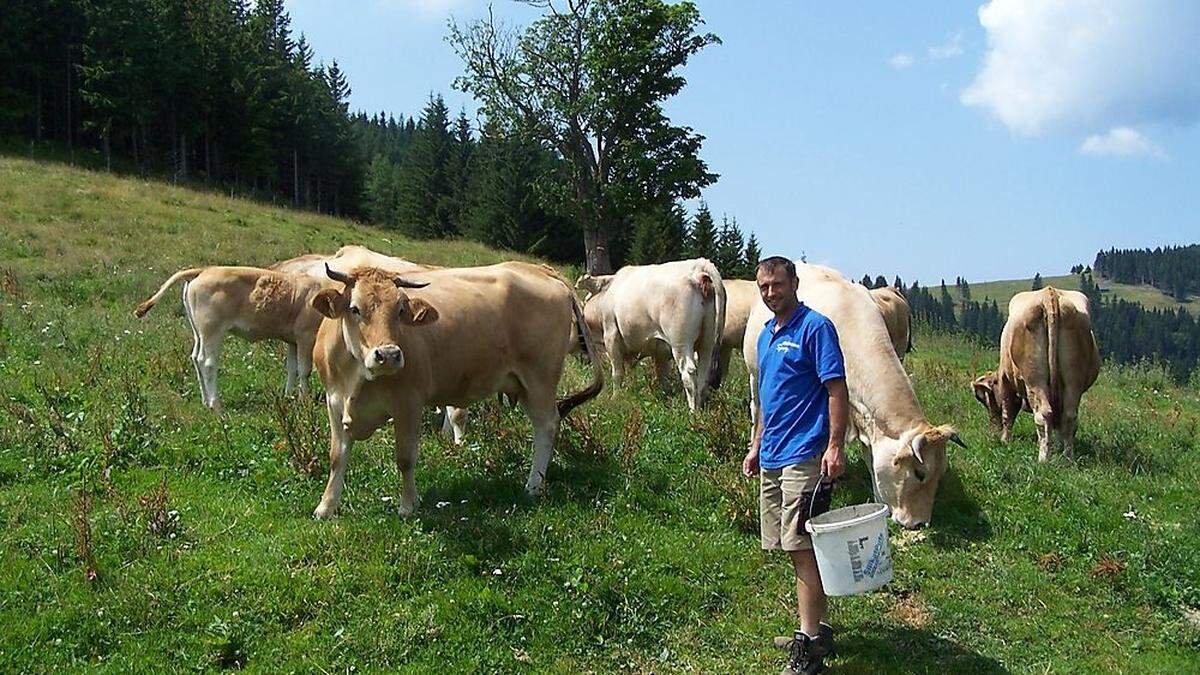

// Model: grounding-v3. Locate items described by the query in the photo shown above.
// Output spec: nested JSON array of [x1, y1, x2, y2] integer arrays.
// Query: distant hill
[[947, 274, 1195, 315]]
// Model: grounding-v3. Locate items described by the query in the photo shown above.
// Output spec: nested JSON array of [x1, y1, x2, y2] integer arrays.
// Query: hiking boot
[[780, 631, 826, 675], [773, 623, 834, 659]]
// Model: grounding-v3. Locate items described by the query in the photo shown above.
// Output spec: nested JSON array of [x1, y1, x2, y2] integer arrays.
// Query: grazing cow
[[310, 262, 604, 518], [577, 258, 727, 411], [134, 267, 330, 411], [744, 262, 964, 528], [972, 287, 1100, 462], [869, 285, 913, 360], [709, 279, 759, 389]]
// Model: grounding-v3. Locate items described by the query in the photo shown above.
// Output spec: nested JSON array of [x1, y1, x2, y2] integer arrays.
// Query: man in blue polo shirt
[[743, 256, 848, 675]]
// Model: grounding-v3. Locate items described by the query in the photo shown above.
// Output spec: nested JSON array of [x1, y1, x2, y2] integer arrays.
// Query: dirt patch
[[887, 591, 932, 628], [1037, 552, 1064, 572], [1091, 556, 1126, 580]]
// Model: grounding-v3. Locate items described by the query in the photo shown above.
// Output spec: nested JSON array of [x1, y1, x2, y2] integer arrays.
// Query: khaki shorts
[[760, 457, 823, 552]]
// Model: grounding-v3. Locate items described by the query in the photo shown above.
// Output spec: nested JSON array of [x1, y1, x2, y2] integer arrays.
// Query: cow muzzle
[[365, 345, 404, 377], [892, 511, 930, 530]]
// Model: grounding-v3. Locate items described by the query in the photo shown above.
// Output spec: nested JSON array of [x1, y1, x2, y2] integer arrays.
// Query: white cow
[[743, 262, 963, 528], [577, 258, 727, 411]]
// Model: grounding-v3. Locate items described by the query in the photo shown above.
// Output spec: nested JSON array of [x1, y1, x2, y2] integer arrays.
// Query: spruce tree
[[715, 215, 745, 277], [1032, 273, 1044, 290], [687, 202, 718, 261], [744, 233, 762, 278], [395, 94, 454, 238]]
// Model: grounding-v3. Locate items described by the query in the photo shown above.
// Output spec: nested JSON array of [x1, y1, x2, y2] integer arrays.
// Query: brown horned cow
[[310, 262, 604, 519]]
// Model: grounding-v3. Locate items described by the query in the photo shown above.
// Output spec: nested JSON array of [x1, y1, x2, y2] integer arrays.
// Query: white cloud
[[962, 0, 1200, 137], [889, 52, 915, 70], [1079, 127, 1166, 158], [927, 32, 964, 60]]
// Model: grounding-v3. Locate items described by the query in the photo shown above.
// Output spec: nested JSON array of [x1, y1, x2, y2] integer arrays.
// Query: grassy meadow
[[949, 274, 1195, 315], [1, 156, 1198, 673]]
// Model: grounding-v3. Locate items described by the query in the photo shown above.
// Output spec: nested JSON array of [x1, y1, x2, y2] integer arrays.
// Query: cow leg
[[393, 410, 422, 516], [197, 331, 225, 412], [295, 338, 314, 397], [652, 344, 674, 391], [519, 388, 560, 496], [440, 406, 467, 445], [604, 327, 628, 390], [1033, 407, 1052, 463], [285, 342, 298, 395], [182, 282, 208, 406], [1059, 404, 1079, 460], [671, 344, 701, 412], [314, 395, 353, 519]]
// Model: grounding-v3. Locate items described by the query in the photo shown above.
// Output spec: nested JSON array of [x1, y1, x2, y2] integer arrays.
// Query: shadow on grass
[[413, 447, 620, 562], [833, 625, 1008, 674]]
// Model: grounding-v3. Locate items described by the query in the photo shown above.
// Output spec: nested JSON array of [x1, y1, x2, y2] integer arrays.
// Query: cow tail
[[134, 268, 204, 317], [1043, 288, 1061, 430], [693, 260, 726, 389], [557, 292, 605, 417]]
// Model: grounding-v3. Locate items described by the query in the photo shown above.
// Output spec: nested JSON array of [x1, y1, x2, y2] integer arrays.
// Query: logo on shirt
[[775, 340, 802, 353]]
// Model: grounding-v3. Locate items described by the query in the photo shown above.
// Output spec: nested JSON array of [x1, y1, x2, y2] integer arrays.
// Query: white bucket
[[804, 502, 893, 596]]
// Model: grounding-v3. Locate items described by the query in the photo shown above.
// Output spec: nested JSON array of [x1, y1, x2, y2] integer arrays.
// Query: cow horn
[[949, 433, 968, 449], [911, 434, 927, 465], [393, 277, 429, 289], [325, 263, 352, 285]]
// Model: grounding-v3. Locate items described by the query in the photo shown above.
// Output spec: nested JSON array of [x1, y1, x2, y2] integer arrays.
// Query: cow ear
[[403, 298, 439, 326], [312, 288, 348, 318]]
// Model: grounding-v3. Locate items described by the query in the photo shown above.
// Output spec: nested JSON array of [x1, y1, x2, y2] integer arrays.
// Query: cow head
[[312, 265, 438, 380], [972, 372, 1002, 425], [575, 274, 613, 296], [871, 424, 965, 529]]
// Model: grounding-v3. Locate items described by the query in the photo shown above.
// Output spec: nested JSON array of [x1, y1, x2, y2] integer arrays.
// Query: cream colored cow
[[577, 258, 727, 411], [135, 266, 330, 411], [743, 262, 963, 528], [869, 285, 912, 361]]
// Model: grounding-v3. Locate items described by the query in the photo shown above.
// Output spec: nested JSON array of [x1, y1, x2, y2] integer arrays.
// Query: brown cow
[[134, 267, 330, 411], [310, 262, 603, 518], [972, 287, 1100, 462], [869, 285, 913, 360], [709, 279, 759, 389]]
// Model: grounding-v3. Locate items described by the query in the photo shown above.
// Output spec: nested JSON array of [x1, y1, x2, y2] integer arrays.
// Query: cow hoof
[[313, 504, 336, 520]]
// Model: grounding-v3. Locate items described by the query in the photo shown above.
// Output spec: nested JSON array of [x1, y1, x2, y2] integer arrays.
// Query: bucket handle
[[807, 470, 834, 524]]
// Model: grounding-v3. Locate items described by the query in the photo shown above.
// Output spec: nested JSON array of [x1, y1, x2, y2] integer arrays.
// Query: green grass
[[2, 156, 1199, 673], [951, 274, 1196, 315]]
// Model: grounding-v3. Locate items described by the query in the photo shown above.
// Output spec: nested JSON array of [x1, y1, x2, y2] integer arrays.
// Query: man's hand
[[820, 445, 846, 480], [742, 447, 760, 478]]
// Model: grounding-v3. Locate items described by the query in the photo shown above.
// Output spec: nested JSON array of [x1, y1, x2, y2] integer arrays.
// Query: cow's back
[[396, 262, 575, 403], [1005, 288, 1099, 397], [722, 279, 760, 350], [605, 259, 718, 350]]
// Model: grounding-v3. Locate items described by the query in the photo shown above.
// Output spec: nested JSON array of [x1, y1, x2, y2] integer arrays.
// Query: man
[[743, 256, 849, 675]]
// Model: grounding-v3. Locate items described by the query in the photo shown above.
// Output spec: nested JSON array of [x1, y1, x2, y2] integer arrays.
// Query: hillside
[[1, 157, 1198, 672], [948, 274, 1195, 314]]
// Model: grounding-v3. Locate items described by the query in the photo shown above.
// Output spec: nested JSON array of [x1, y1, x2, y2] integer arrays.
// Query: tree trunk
[[293, 149, 300, 207], [101, 127, 111, 171], [584, 226, 613, 275], [180, 132, 188, 180], [34, 80, 43, 141]]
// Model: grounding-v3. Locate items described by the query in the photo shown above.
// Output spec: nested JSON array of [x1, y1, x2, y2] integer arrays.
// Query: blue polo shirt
[[756, 304, 846, 470]]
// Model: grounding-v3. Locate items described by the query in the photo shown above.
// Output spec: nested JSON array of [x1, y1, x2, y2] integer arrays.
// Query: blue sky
[[288, 0, 1200, 284]]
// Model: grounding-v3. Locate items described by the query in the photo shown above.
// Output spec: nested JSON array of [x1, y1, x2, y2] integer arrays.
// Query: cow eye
[[913, 466, 927, 482], [349, 306, 361, 317]]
